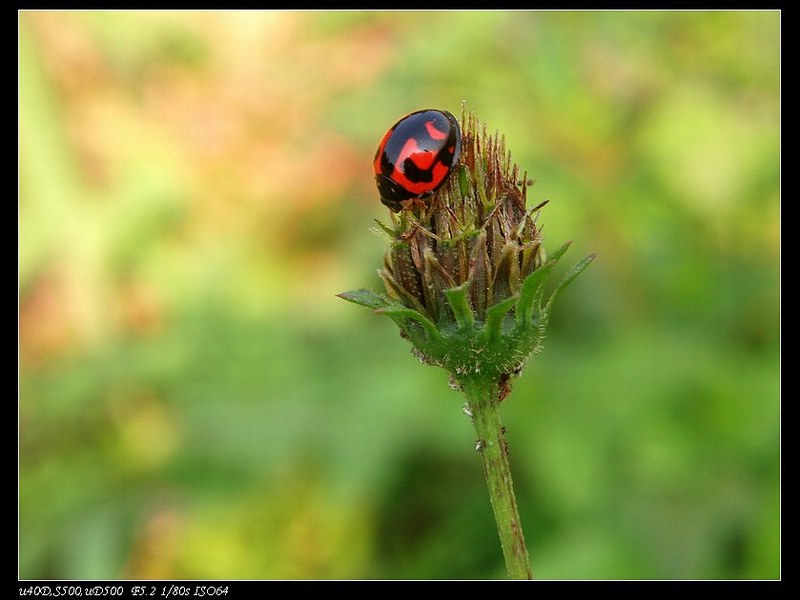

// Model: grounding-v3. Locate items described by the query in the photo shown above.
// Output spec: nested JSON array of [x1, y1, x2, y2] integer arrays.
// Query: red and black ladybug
[[373, 109, 462, 212]]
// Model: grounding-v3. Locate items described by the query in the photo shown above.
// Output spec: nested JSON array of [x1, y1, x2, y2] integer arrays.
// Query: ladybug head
[[376, 174, 412, 212]]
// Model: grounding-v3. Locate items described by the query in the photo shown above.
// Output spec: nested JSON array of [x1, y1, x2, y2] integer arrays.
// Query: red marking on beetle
[[410, 151, 437, 170], [392, 162, 450, 195], [425, 119, 447, 140], [373, 129, 392, 174], [396, 138, 436, 171]]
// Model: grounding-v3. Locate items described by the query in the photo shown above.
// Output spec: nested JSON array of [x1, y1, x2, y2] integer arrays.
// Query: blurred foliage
[[19, 11, 779, 580]]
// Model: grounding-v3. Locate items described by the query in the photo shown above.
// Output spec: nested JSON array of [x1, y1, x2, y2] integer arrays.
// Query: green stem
[[461, 376, 533, 580]]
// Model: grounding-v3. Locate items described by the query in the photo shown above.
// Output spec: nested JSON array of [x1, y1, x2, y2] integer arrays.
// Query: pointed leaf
[[545, 253, 596, 315], [337, 289, 394, 310], [548, 240, 573, 264]]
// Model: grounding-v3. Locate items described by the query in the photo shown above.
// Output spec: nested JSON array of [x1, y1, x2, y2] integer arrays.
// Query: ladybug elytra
[[373, 109, 462, 212]]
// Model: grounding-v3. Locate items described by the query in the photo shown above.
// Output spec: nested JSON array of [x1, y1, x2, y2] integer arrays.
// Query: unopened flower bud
[[340, 108, 594, 392]]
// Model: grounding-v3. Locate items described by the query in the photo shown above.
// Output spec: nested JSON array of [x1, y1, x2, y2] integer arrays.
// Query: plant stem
[[461, 376, 533, 580]]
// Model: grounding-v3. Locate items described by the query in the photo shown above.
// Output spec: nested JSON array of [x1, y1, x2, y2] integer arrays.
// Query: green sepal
[[374, 306, 445, 346], [483, 295, 518, 344], [515, 260, 557, 328], [339, 245, 593, 388], [444, 281, 475, 332]]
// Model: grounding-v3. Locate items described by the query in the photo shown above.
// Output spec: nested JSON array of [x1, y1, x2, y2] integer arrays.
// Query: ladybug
[[373, 109, 462, 212]]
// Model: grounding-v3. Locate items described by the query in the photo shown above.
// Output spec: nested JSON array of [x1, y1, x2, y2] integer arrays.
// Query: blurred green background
[[19, 11, 780, 580]]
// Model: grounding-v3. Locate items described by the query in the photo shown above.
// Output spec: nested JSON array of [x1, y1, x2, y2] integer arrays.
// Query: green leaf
[[548, 240, 573, 263], [336, 289, 394, 310], [545, 253, 596, 314]]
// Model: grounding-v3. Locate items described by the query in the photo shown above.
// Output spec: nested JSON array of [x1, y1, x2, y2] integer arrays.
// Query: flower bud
[[341, 109, 593, 390], [380, 112, 548, 323]]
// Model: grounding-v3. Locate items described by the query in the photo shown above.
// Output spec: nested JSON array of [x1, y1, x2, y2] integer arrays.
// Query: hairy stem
[[461, 376, 533, 580]]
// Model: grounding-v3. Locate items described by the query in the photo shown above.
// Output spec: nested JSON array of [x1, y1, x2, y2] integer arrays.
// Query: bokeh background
[[19, 11, 780, 580]]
